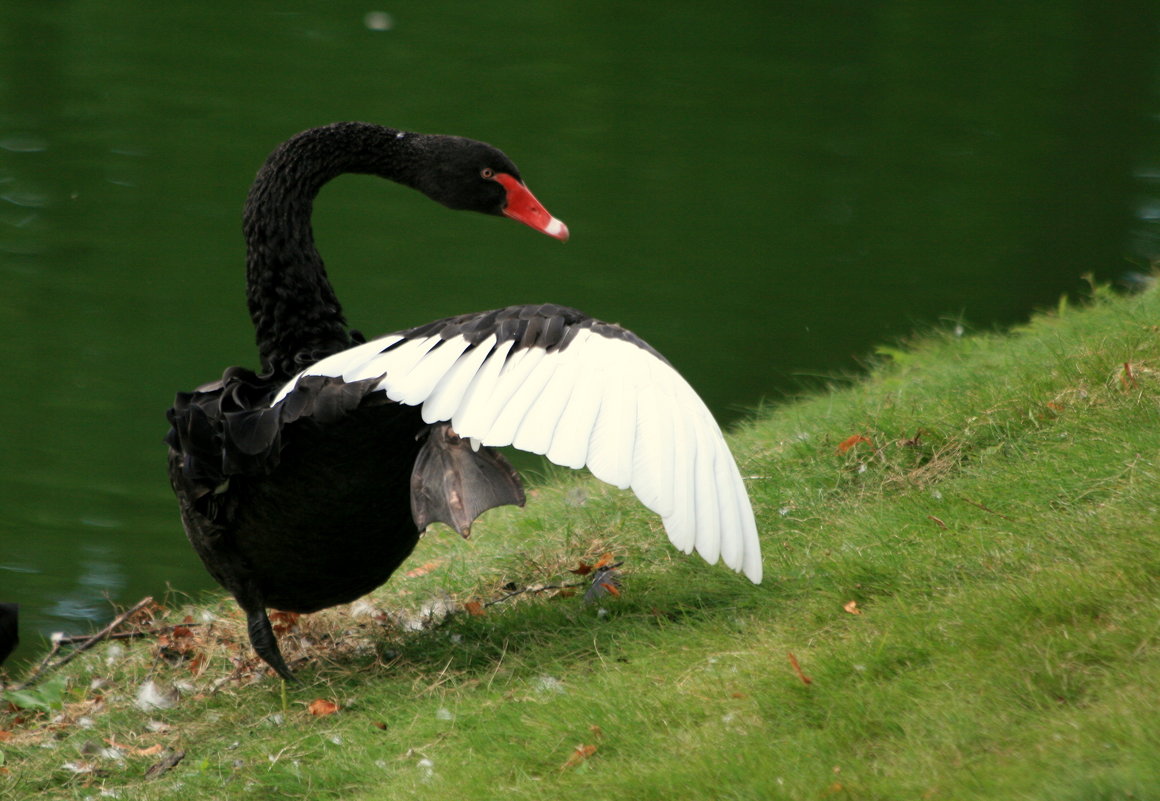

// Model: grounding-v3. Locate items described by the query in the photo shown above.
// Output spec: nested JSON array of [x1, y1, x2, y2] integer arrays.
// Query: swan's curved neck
[[243, 122, 420, 377]]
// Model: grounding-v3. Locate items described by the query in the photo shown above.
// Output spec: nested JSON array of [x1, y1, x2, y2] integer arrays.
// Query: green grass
[[3, 283, 1160, 800]]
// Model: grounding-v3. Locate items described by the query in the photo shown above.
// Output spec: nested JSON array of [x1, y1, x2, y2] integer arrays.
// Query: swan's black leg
[[246, 607, 298, 683]]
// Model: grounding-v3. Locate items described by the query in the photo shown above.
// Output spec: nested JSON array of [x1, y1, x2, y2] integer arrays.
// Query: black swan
[[165, 122, 761, 681]]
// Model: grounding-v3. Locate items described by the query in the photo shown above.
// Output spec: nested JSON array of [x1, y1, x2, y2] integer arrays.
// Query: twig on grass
[[12, 597, 155, 690], [481, 562, 625, 609], [51, 623, 204, 647], [957, 495, 1016, 521]]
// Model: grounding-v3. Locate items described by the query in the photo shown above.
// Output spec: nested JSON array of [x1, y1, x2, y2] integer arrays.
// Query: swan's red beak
[[495, 173, 569, 242]]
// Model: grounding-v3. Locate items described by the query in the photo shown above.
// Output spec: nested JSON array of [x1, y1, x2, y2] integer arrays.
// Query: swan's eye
[[480, 167, 495, 179]]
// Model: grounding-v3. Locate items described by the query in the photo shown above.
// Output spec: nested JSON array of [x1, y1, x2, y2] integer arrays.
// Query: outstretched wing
[[273, 304, 762, 583]]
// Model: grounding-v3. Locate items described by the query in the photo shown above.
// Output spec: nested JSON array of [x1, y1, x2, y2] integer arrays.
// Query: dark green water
[[1, 1, 1157, 665]]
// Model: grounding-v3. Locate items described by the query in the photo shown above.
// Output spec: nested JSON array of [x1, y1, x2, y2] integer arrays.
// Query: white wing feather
[[422, 335, 497, 423], [275, 325, 762, 583]]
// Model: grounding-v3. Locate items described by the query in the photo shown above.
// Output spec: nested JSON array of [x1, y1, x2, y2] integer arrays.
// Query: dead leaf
[[307, 699, 339, 717], [404, 560, 444, 578], [134, 744, 165, 757], [561, 743, 597, 770], [269, 611, 300, 635], [104, 736, 162, 756], [592, 552, 615, 570], [837, 434, 873, 454], [464, 601, 486, 617], [568, 561, 594, 576], [787, 651, 812, 685], [843, 600, 862, 615], [927, 515, 948, 530], [1122, 362, 1138, 390], [0, 730, 12, 742]]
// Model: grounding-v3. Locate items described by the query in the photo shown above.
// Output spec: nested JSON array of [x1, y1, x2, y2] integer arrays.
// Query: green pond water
[[1, 1, 1157, 665]]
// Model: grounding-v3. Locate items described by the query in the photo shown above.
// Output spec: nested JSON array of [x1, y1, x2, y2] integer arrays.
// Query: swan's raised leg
[[410, 423, 526, 538]]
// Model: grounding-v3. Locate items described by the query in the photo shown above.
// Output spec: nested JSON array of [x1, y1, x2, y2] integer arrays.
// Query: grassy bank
[[3, 283, 1159, 800]]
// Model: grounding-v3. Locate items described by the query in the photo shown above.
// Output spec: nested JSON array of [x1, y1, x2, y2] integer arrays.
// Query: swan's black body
[[167, 122, 762, 681], [167, 124, 552, 679]]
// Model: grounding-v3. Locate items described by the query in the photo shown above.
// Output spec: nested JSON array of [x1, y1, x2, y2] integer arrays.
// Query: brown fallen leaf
[[843, 600, 862, 615], [561, 743, 597, 770], [464, 601, 486, 617], [103, 737, 165, 757], [927, 515, 948, 530], [269, 611, 300, 635], [404, 559, 444, 578], [307, 699, 339, 716], [787, 651, 812, 685], [1122, 362, 1138, 390], [592, 552, 615, 569], [837, 434, 873, 454]]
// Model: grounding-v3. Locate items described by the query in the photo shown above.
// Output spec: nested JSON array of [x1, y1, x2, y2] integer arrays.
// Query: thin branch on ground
[[12, 597, 156, 690], [482, 562, 624, 609]]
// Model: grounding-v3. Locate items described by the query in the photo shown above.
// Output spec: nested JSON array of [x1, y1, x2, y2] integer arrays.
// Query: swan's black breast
[[167, 369, 427, 614]]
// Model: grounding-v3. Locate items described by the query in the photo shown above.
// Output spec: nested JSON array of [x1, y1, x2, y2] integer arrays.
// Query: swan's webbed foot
[[410, 423, 526, 537], [246, 607, 299, 683]]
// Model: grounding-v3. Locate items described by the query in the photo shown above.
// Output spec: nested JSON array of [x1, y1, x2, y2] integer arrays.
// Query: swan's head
[[412, 135, 569, 242]]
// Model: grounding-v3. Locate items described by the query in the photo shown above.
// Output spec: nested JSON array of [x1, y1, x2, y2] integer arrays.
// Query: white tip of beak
[[545, 216, 570, 242]]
